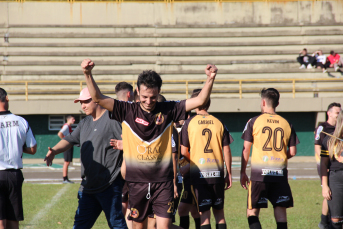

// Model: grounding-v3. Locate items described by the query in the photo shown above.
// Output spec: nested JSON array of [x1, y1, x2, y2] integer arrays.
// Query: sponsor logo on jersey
[[130, 208, 139, 218], [171, 135, 176, 147], [136, 145, 162, 161], [315, 126, 323, 140], [135, 117, 149, 126], [199, 171, 220, 178], [154, 112, 164, 125], [199, 158, 206, 164], [276, 196, 290, 203], [177, 175, 183, 183], [199, 199, 212, 206], [263, 156, 269, 162], [261, 169, 283, 176]]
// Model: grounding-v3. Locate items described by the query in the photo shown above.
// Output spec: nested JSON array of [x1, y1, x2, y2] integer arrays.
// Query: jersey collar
[[0, 111, 11, 115]]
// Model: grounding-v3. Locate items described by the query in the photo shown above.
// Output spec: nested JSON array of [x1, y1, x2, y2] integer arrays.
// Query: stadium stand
[[1, 25, 343, 100]]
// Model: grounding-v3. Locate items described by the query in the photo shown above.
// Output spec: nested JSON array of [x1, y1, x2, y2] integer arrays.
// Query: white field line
[[24, 185, 71, 229]]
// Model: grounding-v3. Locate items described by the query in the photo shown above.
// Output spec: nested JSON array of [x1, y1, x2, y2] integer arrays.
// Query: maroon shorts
[[127, 181, 174, 222], [247, 181, 293, 209], [122, 181, 129, 203], [180, 178, 196, 205], [0, 170, 24, 221], [192, 182, 225, 213]]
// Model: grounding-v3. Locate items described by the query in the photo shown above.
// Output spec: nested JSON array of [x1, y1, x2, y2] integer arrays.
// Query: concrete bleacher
[[1, 24, 343, 100]]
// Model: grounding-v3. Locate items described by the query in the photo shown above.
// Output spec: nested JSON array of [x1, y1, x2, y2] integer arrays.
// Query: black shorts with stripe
[[247, 181, 293, 209], [192, 182, 225, 213]]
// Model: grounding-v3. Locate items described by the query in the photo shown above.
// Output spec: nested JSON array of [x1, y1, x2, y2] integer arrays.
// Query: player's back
[[242, 113, 297, 182], [183, 114, 226, 184]]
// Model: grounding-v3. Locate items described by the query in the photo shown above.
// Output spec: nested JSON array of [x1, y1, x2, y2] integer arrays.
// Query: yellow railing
[[0, 78, 342, 101], [4, 0, 326, 3]]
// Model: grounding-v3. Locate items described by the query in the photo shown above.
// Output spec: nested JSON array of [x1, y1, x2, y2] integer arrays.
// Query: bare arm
[[314, 145, 321, 161], [172, 152, 179, 198], [181, 145, 190, 161], [240, 141, 252, 190], [185, 65, 217, 112], [287, 146, 297, 159], [223, 145, 232, 190], [23, 144, 37, 155], [81, 59, 115, 112], [321, 156, 331, 200], [57, 132, 64, 139], [44, 139, 73, 166]]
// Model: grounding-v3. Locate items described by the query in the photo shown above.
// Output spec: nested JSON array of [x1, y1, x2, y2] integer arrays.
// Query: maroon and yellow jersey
[[241, 113, 299, 182], [180, 114, 233, 184], [110, 100, 187, 183], [314, 122, 335, 163]]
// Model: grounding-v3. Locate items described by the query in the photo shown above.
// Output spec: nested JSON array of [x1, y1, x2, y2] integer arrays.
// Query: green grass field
[[20, 180, 322, 229]]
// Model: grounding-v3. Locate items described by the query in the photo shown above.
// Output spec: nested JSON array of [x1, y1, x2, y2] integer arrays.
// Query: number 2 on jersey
[[202, 128, 213, 153], [262, 126, 284, 152]]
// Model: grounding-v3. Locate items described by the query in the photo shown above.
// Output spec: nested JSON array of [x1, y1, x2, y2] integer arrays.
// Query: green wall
[[21, 112, 316, 159], [22, 115, 80, 159]]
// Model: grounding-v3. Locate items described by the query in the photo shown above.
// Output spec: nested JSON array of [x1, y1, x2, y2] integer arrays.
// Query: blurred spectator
[[328, 50, 343, 72], [313, 50, 330, 73], [297, 48, 316, 69]]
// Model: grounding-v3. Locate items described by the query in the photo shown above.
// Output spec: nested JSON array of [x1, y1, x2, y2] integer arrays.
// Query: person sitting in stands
[[313, 50, 330, 73], [297, 48, 315, 69], [328, 50, 343, 72]]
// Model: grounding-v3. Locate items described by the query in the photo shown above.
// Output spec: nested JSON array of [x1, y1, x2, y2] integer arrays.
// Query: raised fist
[[81, 59, 95, 75], [205, 64, 218, 79]]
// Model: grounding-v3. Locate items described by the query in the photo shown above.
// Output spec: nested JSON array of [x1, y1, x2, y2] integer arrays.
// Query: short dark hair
[[157, 94, 166, 102], [133, 89, 139, 102], [66, 115, 74, 121], [0, 88, 7, 103], [330, 50, 335, 55], [115, 82, 133, 94], [303, 48, 307, 52], [260, 88, 280, 108], [137, 70, 162, 91], [191, 89, 211, 111], [328, 102, 341, 112]]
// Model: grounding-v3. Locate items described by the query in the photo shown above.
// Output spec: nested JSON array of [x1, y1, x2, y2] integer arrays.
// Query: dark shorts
[[0, 169, 24, 221], [192, 182, 225, 213], [328, 170, 343, 218], [247, 181, 293, 209], [127, 181, 174, 222], [180, 178, 196, 205], [122, 181, 129, 203], [63, 147, 73, 162]]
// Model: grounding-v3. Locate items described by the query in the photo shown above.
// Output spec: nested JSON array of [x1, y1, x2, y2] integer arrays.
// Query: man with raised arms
[[81, 58, 217, 229]]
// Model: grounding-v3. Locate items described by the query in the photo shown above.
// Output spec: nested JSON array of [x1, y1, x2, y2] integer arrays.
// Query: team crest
[[130, 208, 139, 218], [154, 112, 164, 125]]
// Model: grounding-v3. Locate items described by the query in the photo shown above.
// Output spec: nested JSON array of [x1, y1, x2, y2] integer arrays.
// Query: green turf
[[19, 180, 322, 229]]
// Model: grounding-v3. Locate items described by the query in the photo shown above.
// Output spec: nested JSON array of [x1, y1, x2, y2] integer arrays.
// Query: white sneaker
[[323, 69, 328, 73], [299, 64, 306, 69], [307, 64, 313, 69], [335, 66, 340, 72]]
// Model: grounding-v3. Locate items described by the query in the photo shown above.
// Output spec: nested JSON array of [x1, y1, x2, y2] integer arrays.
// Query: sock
[[194, 217, 201, 229], [180, 216, 189, 229], [216, 223, 227, 229], [200, 224, 211, 229], [276, 222, 287, 229], [63, 176, 68, 181], [321, 214, 329, 225], [248, 216, 262, 229], [331, 222, 342, 229]]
